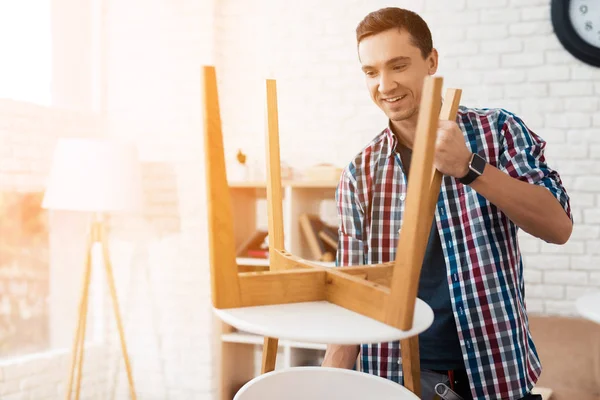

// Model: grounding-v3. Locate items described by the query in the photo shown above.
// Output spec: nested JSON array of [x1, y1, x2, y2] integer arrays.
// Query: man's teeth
[[385, 95, 405, 102]]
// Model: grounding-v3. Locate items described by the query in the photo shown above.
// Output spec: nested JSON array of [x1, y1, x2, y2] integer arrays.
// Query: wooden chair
[[202, 65, 462, 398]]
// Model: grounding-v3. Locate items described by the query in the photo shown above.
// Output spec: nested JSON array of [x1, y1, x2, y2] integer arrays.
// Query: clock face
[[569, 0, 600, 48]]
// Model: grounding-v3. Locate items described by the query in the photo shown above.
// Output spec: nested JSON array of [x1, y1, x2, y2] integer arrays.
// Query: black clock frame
[[551, 0, 600, 67]]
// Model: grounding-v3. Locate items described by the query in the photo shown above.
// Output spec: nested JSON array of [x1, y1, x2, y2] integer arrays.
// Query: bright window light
[[0, 1, 52, 106]]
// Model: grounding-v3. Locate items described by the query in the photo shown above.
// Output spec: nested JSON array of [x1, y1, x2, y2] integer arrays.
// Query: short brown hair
[[356, 7, 433, 59]]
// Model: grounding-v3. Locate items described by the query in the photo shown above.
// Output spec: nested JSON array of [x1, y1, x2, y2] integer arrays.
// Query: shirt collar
[[383, 122, 399, 158]]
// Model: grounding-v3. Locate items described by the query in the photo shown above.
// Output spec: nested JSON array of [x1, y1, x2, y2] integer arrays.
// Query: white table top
[[576, 292, 600, 324], [214, 299, 434, 345], [234, 366, 419, 400]]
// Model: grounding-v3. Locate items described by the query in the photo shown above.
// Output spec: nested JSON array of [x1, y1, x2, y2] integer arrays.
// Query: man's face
[[358, 28, 437, 123]]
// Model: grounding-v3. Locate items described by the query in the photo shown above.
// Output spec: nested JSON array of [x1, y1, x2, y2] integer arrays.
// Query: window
[[0, 1, 52, 105], [0, 192, 49, 357]]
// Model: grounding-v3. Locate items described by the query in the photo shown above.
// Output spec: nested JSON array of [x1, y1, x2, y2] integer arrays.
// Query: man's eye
[[364, 70, 377, 77], [393, 65, 407, 71]]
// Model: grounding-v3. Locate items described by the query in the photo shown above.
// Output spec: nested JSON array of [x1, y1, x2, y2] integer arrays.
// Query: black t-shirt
[[417, 220, 465, 370], [397, 143, 464, 370]]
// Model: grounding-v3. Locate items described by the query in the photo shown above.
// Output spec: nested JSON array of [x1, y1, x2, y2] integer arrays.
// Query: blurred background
[[0, 0, 598, 399]]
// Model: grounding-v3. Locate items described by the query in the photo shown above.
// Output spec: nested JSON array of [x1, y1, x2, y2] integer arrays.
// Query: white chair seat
[[234, 367, 420, 400], [576, 292, 600, 324], [214, 299, 434, 344]]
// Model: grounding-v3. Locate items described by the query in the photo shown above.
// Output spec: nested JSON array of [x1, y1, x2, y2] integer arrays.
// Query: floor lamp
[[42, 138, 142, 400]]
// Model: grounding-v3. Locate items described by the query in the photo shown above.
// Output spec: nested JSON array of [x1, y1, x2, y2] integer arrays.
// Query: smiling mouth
[[382, 94, 407, 104]]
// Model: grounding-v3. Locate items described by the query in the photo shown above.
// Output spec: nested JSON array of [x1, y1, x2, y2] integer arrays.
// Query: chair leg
[[261, 337, 279, 373], [401, 337, 421, 397], [262, 79, 285, 375], [202, 65, 243, 310]]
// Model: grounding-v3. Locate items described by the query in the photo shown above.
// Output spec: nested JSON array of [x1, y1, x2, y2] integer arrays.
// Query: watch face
[[470, 153, 485, 175], [569, 0, 600, 48]]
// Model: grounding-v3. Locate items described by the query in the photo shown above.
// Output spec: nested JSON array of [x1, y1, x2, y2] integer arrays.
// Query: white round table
[[214, 299, 434, 345], [576, 292, 600, 324], [233, 367, 420, 400]]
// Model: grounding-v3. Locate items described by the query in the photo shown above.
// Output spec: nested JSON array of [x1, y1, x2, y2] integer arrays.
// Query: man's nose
[[378, 72, 397, 95]]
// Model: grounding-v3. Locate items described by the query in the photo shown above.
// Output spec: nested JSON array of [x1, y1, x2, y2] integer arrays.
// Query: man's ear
[[428, 48, 439, 75]]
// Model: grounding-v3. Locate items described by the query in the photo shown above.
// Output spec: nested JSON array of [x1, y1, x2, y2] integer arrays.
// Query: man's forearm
[[469, 163, 572, 244], [322, 344, 359, 369]]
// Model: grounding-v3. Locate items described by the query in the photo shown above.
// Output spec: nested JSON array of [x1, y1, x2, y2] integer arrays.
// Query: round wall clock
[[551, 0, 600, 67]]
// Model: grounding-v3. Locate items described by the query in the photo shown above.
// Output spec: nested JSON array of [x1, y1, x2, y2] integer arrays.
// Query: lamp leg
[[74, 260, 92, 400], [100, 227, 137, 400], [65, 230, 95, 400], [66, 303, 84, 400]]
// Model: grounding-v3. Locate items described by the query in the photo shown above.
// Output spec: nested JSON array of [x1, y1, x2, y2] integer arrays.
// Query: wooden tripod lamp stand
[[42, 138, 140, 400], [203, 65, 461, 398]]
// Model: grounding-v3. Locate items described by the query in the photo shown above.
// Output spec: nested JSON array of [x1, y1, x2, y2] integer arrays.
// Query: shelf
[[229, 180, 338, 189], [222, 180, 338, 400], [287, 180, 338, 188], [287, 340, 327, 351], [222, 332, 264, 345], [228, 181, 268, 188], [222, 332, 327, 351]]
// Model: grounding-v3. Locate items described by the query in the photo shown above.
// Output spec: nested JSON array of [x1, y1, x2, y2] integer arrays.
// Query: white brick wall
[[104, 0, 216, 399], [0, 99, 107, 398], [216, 0, 600, 316], [0, 346, 108, 400]]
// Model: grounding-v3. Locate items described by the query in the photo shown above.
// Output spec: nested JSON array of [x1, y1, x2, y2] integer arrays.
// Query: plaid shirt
[[335, 106, 572, 399]]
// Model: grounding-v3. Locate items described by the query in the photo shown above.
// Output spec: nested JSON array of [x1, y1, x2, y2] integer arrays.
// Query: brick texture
[[0, 99, 106, 398], [103, 0, 216, 398]]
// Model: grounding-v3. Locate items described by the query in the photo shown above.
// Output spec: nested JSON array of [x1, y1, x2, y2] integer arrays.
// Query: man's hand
[[434, 120, 472, 178]]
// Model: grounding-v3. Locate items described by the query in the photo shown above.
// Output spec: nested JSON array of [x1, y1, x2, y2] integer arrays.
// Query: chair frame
[[202, 65, 462, 397]]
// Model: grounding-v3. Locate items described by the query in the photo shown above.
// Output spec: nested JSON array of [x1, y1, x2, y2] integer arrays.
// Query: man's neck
[[389, 118, 418, 150], [389, 98, 444, 149]]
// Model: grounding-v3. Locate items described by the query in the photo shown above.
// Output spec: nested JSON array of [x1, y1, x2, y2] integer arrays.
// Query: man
[[321, 7, 573, 400]]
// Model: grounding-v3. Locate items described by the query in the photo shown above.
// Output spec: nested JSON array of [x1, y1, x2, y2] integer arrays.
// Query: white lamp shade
[[42, 138, 142, 213]]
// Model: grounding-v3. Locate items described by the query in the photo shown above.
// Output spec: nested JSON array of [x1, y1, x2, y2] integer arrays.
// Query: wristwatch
[[459, 152, 486, 185]]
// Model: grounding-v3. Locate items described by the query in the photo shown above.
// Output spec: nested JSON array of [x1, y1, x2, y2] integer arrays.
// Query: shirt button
[[439, 207, 445, 215], [448, 241, 453, 249], [397, 359, 401, 364], [453, 273, 458, 282], [400, 194, 406, 201]]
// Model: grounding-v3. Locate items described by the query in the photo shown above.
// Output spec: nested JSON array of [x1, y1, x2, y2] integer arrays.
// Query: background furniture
[[222, 180, 337, 399], [529, 314, 600, 400], [576, 292, 600, 324], [42, 138, 142, 400], [299, 213, 337, 261], [230, 180, 339, 264]]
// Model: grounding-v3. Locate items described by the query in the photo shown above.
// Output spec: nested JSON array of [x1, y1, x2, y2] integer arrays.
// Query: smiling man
[[321, 7, 573, 400]]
